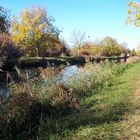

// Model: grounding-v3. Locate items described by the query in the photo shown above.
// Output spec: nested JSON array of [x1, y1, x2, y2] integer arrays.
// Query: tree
[[12, 7, 60, 57], [0, 6, 10, 33], [127, 1, 140, 27], [77, 43, 100, 56], [101, 37, 117, 47], [71, 30, 87, 56], [129, 48, 136, 56], [100, 37, 127, 56]]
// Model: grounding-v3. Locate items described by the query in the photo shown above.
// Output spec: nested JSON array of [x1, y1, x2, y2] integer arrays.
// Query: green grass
[[2, 62, 140, 140], [37, 62, 140, 140]]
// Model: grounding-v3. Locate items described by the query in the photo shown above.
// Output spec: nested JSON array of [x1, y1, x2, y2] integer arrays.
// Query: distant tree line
[[71, 35, 132, 57], [0, 4, 138, 65]]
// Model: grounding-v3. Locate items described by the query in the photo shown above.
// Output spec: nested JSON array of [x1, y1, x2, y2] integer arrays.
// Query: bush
[[0, 33, 22, 70], [0, 67, 80, 139], [0, 33, 22, 60], [1, 91, 42, 139], [65, 62, 127, 95]]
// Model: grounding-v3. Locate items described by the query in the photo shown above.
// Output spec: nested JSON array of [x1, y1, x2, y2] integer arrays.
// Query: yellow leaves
[[127, 1, 140, 27], [11, 6, 60, 57], [128, 1, 135, 7], [128, 9, 132, 14], [128, 1, 140, 8], [136, 14, 140, 20], [23, 9, 29, 20], [11, 7, 49, 48]]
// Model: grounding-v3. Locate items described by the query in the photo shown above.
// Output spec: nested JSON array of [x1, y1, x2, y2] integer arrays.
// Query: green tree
[[78, 43, 100, 56], [100, 37, 126, 56], [0, 6, 10, 33], [12, 7, 60, 57]]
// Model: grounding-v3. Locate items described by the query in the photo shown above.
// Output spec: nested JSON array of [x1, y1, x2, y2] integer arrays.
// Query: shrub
[[0, 66, 80, 139], [0, 33, 22, 70], [1, 91, 41, 139], [65, 62, 127, 95], [0, 33, 22, 60]]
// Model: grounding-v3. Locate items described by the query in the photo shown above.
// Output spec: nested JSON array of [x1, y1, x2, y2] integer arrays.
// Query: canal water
[[0, 65, 79, 99]]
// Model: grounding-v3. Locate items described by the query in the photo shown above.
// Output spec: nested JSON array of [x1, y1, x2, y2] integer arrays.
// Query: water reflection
[[25, 65, 79, 84], [0, 87, 10, 99], [0, 65, 79, 98], [59, 65, 78, 83]]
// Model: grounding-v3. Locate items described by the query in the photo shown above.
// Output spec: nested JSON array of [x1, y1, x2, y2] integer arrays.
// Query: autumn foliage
[[127, 1, 140, 27], [71, 37, 127, 57], [11, 7, 65, 57]]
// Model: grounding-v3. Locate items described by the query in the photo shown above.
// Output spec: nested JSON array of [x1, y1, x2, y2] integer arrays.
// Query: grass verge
[[1, 62, 140, 140], [37, 62, 140, 140]]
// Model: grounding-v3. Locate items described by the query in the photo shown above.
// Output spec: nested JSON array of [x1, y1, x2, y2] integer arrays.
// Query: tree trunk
[[36, 47, 39, 57]]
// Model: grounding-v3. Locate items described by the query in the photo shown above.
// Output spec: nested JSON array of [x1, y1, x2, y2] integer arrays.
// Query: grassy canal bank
[[1, 61, 140, 139], [37, 61, 140, 139]]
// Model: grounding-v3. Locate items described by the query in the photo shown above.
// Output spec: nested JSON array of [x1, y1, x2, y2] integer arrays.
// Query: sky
[[1, 0, 140, 49]]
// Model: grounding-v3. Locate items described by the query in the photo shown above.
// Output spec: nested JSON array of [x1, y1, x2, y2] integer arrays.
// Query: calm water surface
[[0, 65, 79, 99]]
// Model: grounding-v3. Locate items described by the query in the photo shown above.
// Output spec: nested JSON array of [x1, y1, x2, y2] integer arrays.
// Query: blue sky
[[1, 0, 140, 49]]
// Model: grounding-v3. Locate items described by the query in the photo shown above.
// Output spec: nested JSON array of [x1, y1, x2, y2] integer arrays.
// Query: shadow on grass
[[2, 69, 133, 140], [59, 99, 129, 130], [37, 79, 131, 139]]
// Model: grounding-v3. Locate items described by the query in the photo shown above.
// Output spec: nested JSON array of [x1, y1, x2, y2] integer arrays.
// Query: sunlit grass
[[1, 61, 140, 139], [37, 62, 140, 140]]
